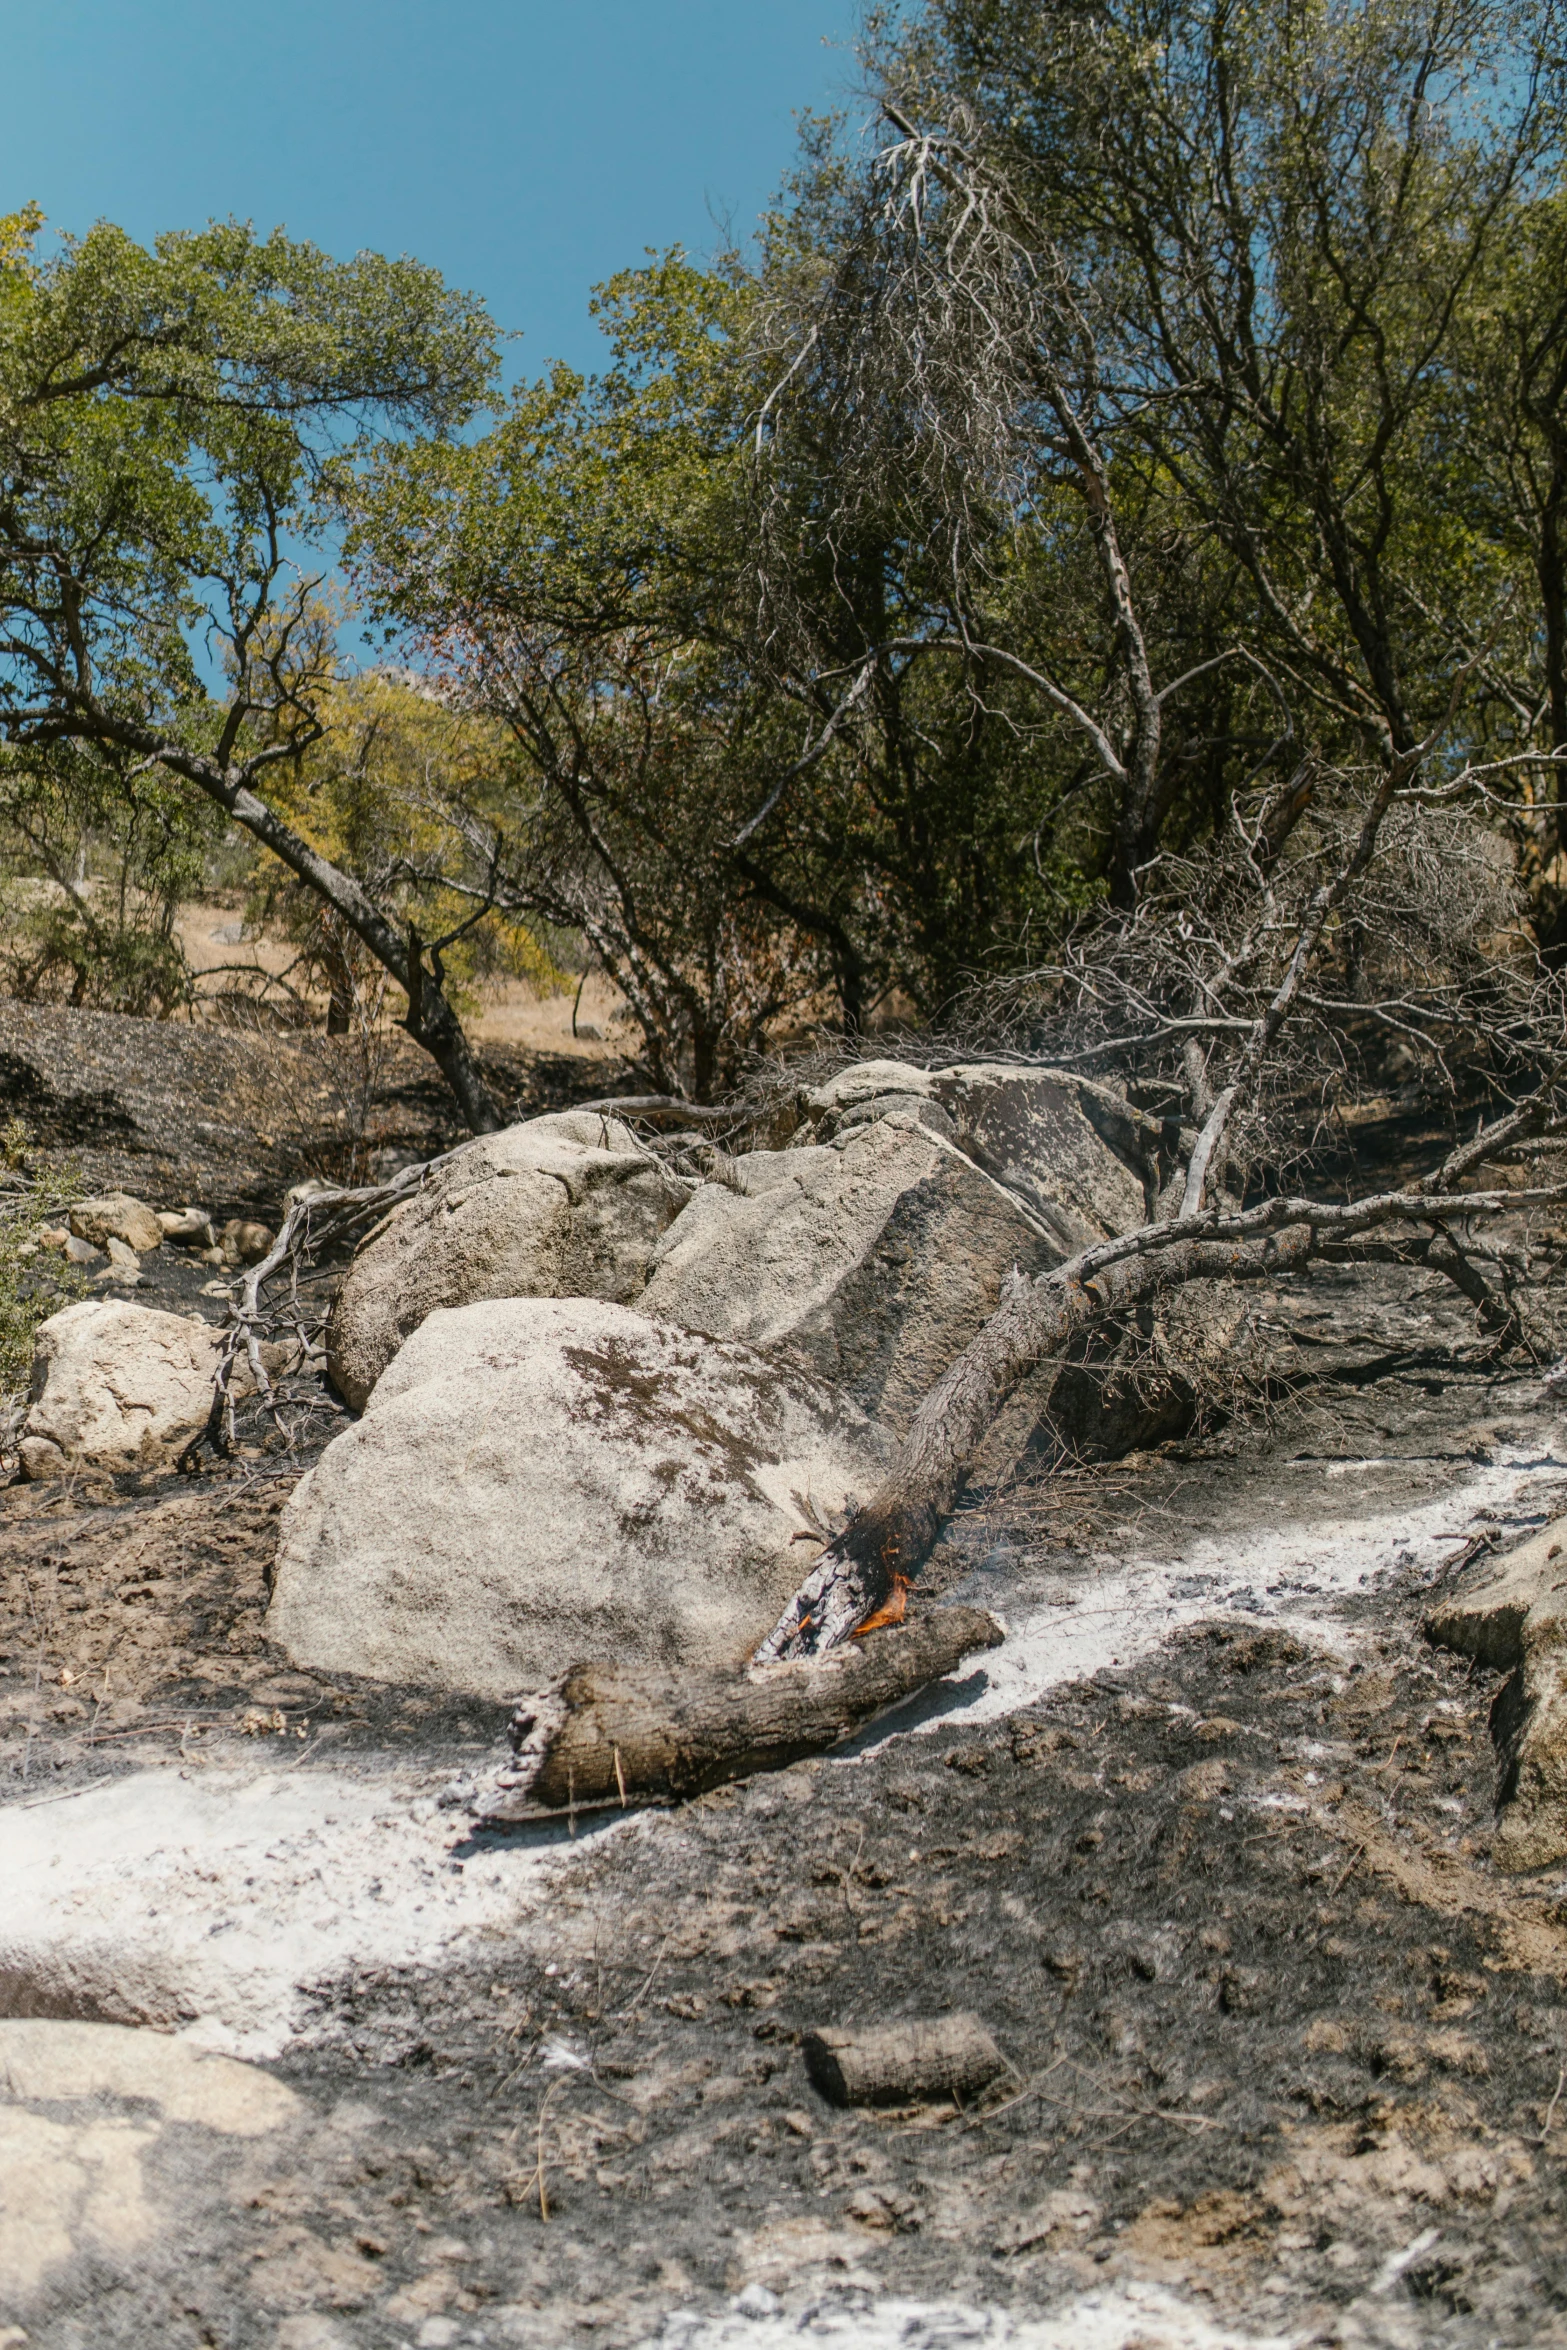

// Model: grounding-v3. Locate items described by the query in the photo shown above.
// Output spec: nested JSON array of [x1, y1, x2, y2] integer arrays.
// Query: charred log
[[803, 2013, 1005, 2108], [481, 1606, 1003, 1819]]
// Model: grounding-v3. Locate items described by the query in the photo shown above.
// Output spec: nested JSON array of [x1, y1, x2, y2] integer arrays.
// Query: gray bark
[[803, 2014, 1006, 2108], [483, 1606, 1004, 1817]]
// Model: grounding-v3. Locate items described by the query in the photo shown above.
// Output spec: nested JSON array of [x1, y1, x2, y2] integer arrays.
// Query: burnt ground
[[6, 1006, 1567, 2345], [6, 1350, 1567, 2347], [0, 997, 636, 1215], [303, 1595, 1567, 2350]]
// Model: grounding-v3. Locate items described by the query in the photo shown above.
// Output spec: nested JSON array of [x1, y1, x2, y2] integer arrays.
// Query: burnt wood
[[484, 1606, 1003, 1817], [803, 2013, 1005, 2107]]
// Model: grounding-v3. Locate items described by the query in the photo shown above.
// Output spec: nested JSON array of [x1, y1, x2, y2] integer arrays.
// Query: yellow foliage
[[0, 203, 44, 277], [255, 669, 566, 1008]]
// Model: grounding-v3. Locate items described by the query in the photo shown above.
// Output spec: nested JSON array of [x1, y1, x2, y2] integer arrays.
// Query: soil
[[0, 998, 638, 1213], [7, 1005, 1567, 2347], [173, 898, 631, 1062]]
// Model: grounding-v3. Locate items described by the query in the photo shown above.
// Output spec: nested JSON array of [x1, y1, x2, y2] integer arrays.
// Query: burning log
[[481, 1605, 1002, 1820], [803, 2013, 1005, 2107]]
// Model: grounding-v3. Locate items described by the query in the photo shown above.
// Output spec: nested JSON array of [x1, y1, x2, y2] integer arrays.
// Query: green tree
[[838, 0, 1562, 902], [0, 201, 505, 1127], [0, 740, 219, 1012], [245, 666, 562, 1035], [348, 251, 1075, 1091]]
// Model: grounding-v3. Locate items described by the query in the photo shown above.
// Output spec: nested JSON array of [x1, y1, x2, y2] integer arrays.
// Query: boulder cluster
[[20, 1060, 1152, 1697], [19, 1051, 1567, 1875]]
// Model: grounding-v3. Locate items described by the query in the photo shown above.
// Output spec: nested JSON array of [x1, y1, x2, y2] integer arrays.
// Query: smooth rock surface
[[18, 1299, 223, 1478], [157, 1206, 216, 1244], [326, 1110, 685, 1412], [0, 2019, 300, 2132], [67, 1191, 163, 1254], [1426, 1515, 1567, 1868], [797, 1058, 1152, 1251], [641, 1112, 1063, 1433], [271, 1297, 892, 1698], [0, 2021, 300, 2308]]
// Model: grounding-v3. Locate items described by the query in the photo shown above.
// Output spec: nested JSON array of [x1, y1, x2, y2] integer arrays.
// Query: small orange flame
[[852, 1574, 910, 1639]]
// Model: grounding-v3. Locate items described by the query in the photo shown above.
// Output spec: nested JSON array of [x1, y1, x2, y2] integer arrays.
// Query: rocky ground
[[5, 1012, 1567, 2349]]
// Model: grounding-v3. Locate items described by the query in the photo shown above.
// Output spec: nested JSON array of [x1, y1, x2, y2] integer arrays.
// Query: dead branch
[[804, 2014, 1005, 2108], [759, 1174, 1567, 1663], [567, 1095, 752, 1127], [482, 1605, 1003, 1817], [191, 1150, 469, 1458]]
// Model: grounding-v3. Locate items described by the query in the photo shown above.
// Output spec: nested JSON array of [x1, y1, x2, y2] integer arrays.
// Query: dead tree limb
[[803, 2014, 1005, 2108], [567, 1095, 751, 1126], [483, 1605, 1003, 1817], [756, 1181, 1567, 1661], [191, 1150, 467, 1458]]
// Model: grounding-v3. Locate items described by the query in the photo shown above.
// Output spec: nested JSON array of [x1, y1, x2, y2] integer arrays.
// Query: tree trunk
[[411, 979, 504, 1136], [483, 1605, 1003, 1817], [218, 779, 502, 1131], [1538, 468, 1567, 864], [106, 743, 504, 1135], [757, 1226, 1316, 1660], [324, 936, 354, 1036]]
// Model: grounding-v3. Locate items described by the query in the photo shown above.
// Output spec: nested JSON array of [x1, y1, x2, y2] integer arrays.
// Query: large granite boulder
[[1426, 1520, 1567, 1870], [19, 1300, 224, 1478], [268, 1297, 892, 1699], [325, 1110, 686, 1412], [639, 1076, 1146, 1433], [794, 1059, 1153, 1252]]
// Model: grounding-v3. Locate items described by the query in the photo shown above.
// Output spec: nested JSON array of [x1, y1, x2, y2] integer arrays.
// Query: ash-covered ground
[[5, 1316, 1567, 2349], [6, 1018, 1567, 2348]]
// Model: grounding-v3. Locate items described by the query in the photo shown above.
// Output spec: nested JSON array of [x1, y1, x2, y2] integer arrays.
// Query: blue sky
[[6, 2, 861, 380]]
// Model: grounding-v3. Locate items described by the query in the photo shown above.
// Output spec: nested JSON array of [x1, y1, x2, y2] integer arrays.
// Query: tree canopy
[[5, 0, 1567, 1116]]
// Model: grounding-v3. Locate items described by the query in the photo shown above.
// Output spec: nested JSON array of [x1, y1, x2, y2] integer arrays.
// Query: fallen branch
[[190, 1150, 468, 1458], [755, 717, 1567, 1659], [757, 1178, 1567, 1660], [568, 1094, 751, 1126], [481, 1605, 1003, 1818], [804, 2013, 1005, 2108]]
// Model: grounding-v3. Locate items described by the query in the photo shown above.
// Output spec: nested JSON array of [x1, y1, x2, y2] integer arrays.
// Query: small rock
[[64, 1232, 103, 1265], [220, 1218, 274, 1267], [68, 1192, 163, 1254], [103, 1236, 143, 1277], [276, 2321, 355, 2350], [283, 1176, 336, 1216], [158, 1207, 216, 1247], [19, 1299, 234, 1477]]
